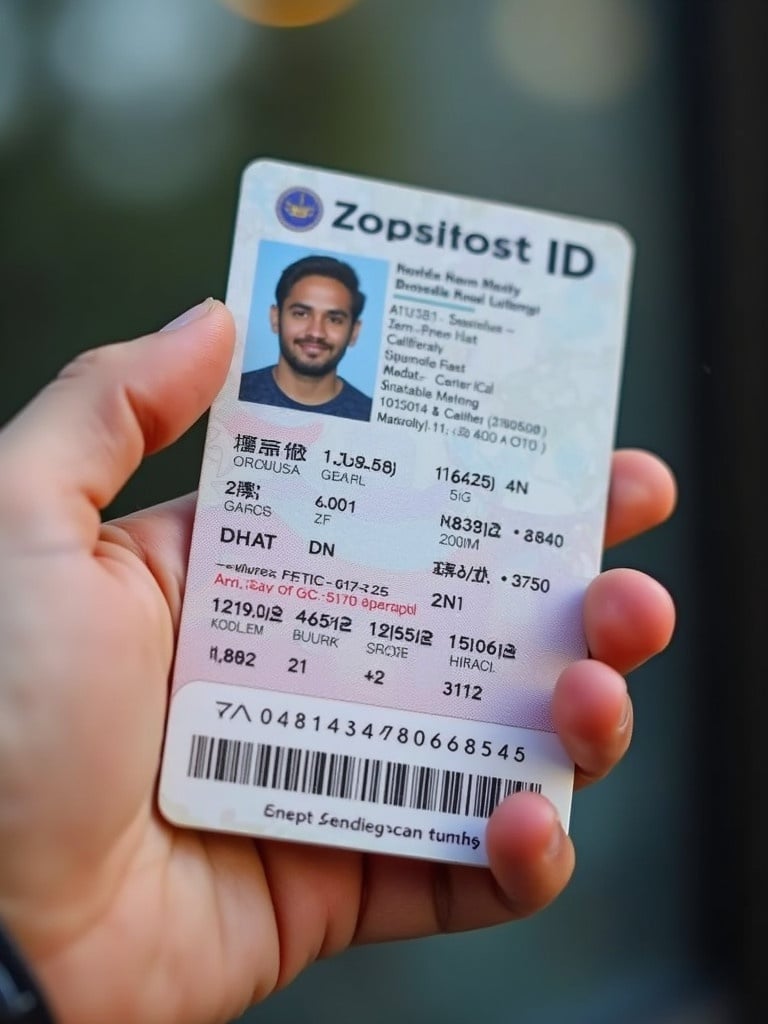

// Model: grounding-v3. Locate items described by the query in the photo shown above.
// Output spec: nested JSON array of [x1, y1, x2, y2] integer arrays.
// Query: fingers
[[0, 300, 235, 548], [553, 567, 675, 789], [584, 567, 676, 675], [552, 660, 632, 788], [605, 449, 677, 548], [354, 793, 574, 945], [485, 793, 574, 915]]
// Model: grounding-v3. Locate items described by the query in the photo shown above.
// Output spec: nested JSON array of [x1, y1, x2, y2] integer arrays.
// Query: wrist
[[0, 919, 55, 1024]]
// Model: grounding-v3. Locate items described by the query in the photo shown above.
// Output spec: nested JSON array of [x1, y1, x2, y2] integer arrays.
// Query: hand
[[0, 301, 676, 1024]]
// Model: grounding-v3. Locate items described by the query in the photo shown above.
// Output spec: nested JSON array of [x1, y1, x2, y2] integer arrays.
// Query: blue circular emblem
[[276, 187, 323, 232]]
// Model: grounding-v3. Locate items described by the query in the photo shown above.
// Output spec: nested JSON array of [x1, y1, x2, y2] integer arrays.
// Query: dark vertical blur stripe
[[717, 6, 768, 1021], [673, 0, 728, 1003], [680, 1, 766, 1020]]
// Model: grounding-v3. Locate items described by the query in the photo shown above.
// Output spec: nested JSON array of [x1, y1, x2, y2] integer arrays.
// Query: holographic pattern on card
[[159, 160, 633, 864]]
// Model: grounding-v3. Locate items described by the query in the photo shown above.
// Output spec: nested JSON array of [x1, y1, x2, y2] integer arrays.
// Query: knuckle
[[58, 342, 124, 383]]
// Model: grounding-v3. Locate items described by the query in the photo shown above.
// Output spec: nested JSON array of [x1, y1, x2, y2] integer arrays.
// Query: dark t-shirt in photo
[[239, 366, 372, 422]]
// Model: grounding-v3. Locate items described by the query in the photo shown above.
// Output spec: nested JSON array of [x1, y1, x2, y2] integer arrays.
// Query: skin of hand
[[0, 300, 676, 1024]]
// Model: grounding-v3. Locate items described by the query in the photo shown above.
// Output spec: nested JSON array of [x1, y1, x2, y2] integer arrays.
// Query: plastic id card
[[158, 159, 633, 866]]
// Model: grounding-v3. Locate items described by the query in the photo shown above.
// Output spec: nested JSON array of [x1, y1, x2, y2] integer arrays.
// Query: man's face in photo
[[271, 274, 361, 379]]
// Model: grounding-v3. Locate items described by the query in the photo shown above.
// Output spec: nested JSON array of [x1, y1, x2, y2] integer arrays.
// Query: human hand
[[0, 300, 676, 1024]]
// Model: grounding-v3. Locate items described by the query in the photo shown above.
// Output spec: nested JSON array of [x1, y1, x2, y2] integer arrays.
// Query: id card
[[158, 159, 633, 866]]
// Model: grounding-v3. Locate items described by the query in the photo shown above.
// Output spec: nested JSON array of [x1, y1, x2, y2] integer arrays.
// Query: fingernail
[[546, 819, 566, 860], [618, 694, 633, 732], [160, 298, 216, 333]]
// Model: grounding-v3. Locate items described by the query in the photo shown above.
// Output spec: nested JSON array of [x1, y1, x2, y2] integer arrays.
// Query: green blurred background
[[0, 1, 736, 1021]]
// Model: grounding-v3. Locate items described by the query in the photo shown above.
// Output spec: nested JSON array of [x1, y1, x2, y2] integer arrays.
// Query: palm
[[6, 498, 501, 1024], [1, 496, 339, 1023], [0, 306, 676, 1024]]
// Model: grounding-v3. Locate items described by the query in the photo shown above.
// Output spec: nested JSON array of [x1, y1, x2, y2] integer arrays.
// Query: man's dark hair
[[275, 255, 366, 321]]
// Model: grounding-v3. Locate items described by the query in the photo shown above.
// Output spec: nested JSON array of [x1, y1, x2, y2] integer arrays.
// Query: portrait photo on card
[[239, 240, 387, 422]]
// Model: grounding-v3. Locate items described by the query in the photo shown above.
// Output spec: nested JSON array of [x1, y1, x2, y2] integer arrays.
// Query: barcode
[[187, 734, 542, 819]]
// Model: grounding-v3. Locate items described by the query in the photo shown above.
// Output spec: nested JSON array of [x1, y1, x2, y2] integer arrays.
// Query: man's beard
[[278, 333, 351, 379]]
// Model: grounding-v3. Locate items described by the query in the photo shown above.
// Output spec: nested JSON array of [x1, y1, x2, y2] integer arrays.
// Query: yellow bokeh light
[[218, 0, 359, 28]]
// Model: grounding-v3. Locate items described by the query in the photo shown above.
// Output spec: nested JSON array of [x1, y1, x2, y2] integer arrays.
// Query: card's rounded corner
[[602, 221, 636, 260], [239, 154, 286, 184]]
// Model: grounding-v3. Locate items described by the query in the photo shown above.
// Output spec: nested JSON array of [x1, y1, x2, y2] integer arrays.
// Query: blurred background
[[1, 1, 761, 1022]]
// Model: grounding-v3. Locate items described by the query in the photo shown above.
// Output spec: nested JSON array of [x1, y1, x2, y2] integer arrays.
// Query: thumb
[[0, 299, 235, 548]]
